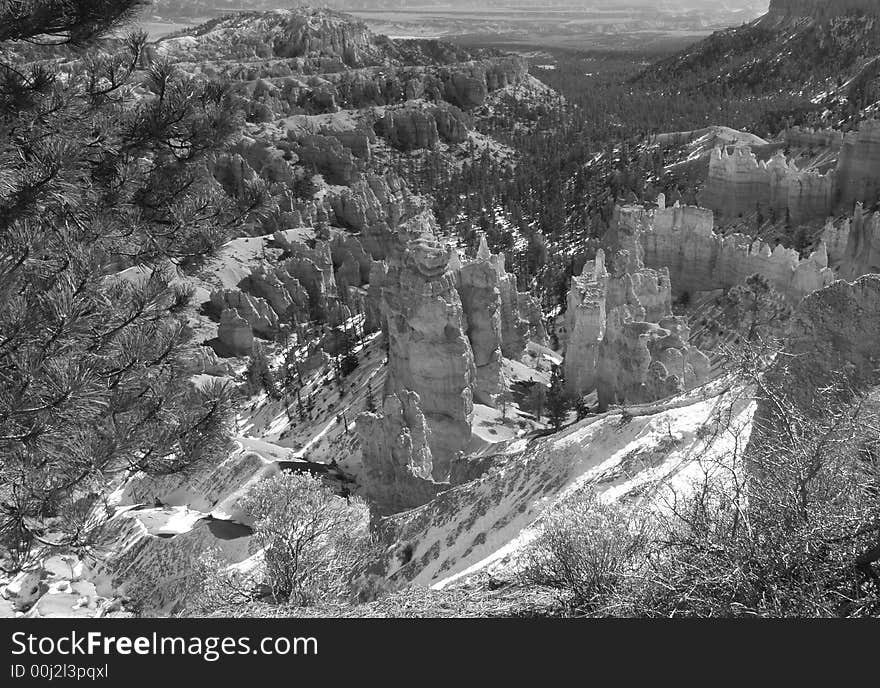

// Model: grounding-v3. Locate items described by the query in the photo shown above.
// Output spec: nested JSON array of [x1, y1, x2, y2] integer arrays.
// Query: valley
[[2, 0, 880, 621]]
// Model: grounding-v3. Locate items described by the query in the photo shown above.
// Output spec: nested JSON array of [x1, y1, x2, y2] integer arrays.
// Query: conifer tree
[[0, 1, 257, 570], [545, 364, 571, 431]]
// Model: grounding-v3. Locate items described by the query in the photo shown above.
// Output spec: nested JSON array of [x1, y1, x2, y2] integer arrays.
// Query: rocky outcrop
[[233, 137, 296, 185], [375, 107, 440, 151], [327, 173, 427, 260], [330, 232, 372, 289], [378, 227, 476, 475], [296, 134, 360, 186], [702, 120, 880, 225], [374, 103, 472, 151], [749, 275, 880, 459], [239, 264, 310, 322], [211, 290, 278, 338], [492, 253, 547, 359], [597, 308, 708, 410], [637, 197, 836, 302], [836, 119, 880, 209], [282, 242, 338, 321], [775, 274, 880, 393], [564, 206, 711, 407], [155, 8, 379, 67], [457, 237, 505, 405], [784, 126, 843, 151], [563, 252, 608, 398], [441, 57, 529, 109], [432, 104, 470, 143], [356, 391, 447, 515], [821, 202, 880, 279], [323, 128, 373, 160], [700, 146, 835, 224]]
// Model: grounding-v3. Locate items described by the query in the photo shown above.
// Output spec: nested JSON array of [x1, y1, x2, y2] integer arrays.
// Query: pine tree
[[0, 1, 254, 570], [545, 364, 571, 431]]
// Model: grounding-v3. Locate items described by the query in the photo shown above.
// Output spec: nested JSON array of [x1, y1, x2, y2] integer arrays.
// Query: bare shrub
[[636, 366, 880, 617], [519, 492, 654, 613], [241, 472, 379, 606]]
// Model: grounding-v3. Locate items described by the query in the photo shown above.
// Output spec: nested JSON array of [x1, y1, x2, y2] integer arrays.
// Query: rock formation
[[377, 225, 476, 475], [374, 103, 472, 151], [327, 173, 427, 260], [239, 264, 310, 321], [563, 251, 608, 398], [492, 253, 547, 358], [356, 391, 446, 515], [457, 236, 505, 405], [281, 240, 338, 320], [295, 134, 360, 185], [821, 202, 880, 279], [155, 8, 378, 66], [375, 107, 440, 151], [432, 104, 471, 144], [784, 126, 843, 151], [564, 206, 711, 407], [636, 198, 836, 302], [748, 274, 880, 459], [211, 290, 278, 338], [702, 119, 880, 226], [700, 146, 835, 224], [836, 119, 880, 209], [330, 232, 372, 289]]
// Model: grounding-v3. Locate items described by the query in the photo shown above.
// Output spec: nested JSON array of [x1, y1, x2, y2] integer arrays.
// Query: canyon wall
[[703, 119, 880, 225], [700, 146, 835, 224], [821, 202, 880, 278], [637, 197, 836, 302], [836, 119, 880, 209]]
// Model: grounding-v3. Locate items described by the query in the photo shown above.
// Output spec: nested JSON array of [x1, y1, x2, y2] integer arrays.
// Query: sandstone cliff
[[564, 206, 710, 408], [702, 119, 880, 226], [700, 146, 835, 224], [638, 197, 836, 302], [821, 202, 880, 278], [374, 103, 472, 151], [836, 119, 880, 209]]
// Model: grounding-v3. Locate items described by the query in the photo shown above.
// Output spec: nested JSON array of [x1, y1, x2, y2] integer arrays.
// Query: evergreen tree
[[546, 364, 571, 431], [711, 273, 792, 355], [0, 1, 252, 570], [246, 345, 280, 399]]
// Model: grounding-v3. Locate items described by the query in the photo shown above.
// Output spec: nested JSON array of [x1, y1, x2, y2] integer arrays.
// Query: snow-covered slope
[[378, 377, 755, 589]]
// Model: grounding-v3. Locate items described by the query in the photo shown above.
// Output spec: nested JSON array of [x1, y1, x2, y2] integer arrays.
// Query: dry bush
[[636, 368, 880, 617], [519, 492, 654, 614], [518, 362, 880, 617], [240, 472, 380, 606]]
